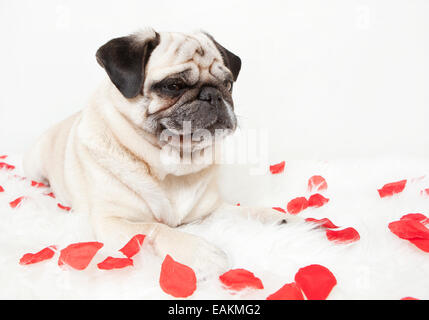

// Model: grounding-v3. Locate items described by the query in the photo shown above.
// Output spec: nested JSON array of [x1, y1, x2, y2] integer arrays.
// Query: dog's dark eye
[[163, 79, 186, 93], [224, 80, 233, 92], [165, 83, 182, 91]]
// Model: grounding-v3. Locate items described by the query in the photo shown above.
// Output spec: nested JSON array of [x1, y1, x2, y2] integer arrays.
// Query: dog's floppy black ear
[[96, 30, 160, 99], [205, 33, 241, 82]]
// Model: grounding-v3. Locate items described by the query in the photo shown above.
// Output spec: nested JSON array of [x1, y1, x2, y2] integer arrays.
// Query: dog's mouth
[[158, 120, 235, 151]]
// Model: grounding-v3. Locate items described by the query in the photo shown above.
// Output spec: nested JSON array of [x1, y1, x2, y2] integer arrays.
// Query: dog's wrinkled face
[[96, 29, 241, 151]]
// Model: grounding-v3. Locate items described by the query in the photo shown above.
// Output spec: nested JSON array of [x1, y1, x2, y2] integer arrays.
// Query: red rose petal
[[388, 220, 429, 240], [57, 203, 71, 211], [159, 255, 197, 298], [31, 180, 47, 188], [294, 264, 337, 300], [326, 227, 360, 243], [389, 217, 429, 252], [308, 194, 330, 208], [401, 297, 420, 300], [308, 175, 328, 192], [219, 269, 264, 291], [287, 197, 308, 215], [272, 207, 286, 214], [305, 218, 339, 229], [45, 192, 56, 198], [408, 239, 429, 252], [377, 179, 407, 198], [19, 246, 56, 265], [119, 234, 146, 258], [0, 155, 7, 159], [421, 188, 429, 196], [266, 282, 304, 300], [0, 162, 15, 170], [9, 196, 25, 209], [269, 161, 285, 174], [400, 213, 428, 224], [58, 242, 103, 270], [0, 185, 4, 192], [97, 256, 134, 270]]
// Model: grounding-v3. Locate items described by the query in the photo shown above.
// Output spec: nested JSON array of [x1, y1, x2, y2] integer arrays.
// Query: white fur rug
[[1, 153, 428, 299]]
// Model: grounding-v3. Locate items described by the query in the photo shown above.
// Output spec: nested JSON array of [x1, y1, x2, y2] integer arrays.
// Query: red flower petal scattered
[[58, 242, 103, 270], [272, 207, 286, 213], [377, 179, 407, 198], [308, 194, 329, 208], [308, 175, 328, 192], [57, 203, 71, 211], [287, 197, 308, 215], [19, 246, 56, 265], [159, 255, 197, 298], [119, 234, 146, 258], [219, 269, 264, 291], [294, 264, 337, 300], [326, 227, 360, 243], [45, 192, 56, 198], [388, 220, 429, 240], [269, 161, 285, 174], [97, 256, 134, 270], [9, 196, 25, 209], [0, 155, 7, 159], [401, 297, 420, 300], [408, 239, 429, 252], [389, 215, 429, 252], [400, 213, 428, 224], [0, 185, 4, 192], [266, 282, 304, 300], [31, 180, 47, 188], [421, 189, 429, 196], [0, 162, 15, 170], [305, 218, 339, 229]]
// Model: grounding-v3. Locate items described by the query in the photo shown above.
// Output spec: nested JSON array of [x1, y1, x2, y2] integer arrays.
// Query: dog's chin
[[158, 124, 235, 153], [161, 135, 213, 152]]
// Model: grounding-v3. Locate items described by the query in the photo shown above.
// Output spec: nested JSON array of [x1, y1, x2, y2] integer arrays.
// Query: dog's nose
[[198, 86, 223, 106]]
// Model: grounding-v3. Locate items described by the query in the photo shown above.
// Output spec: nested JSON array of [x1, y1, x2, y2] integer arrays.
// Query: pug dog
[[23, 28, 285, 276]]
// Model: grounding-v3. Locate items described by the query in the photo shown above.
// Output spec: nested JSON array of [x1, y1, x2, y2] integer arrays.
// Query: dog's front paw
[[190, 239, 229, 280], [154, 229, 229, 280], [249, 207, 289, 225]]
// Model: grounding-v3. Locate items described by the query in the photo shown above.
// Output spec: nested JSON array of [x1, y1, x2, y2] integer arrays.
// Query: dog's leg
[[214, 203, 293, 224], [93, 216, 229, 278]]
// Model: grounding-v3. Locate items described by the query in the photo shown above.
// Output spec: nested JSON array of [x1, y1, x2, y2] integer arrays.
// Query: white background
[[0, 0, 428, 160]]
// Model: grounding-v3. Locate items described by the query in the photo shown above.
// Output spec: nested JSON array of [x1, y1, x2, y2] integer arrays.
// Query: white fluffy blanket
[[0, 153, 428, 299]]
